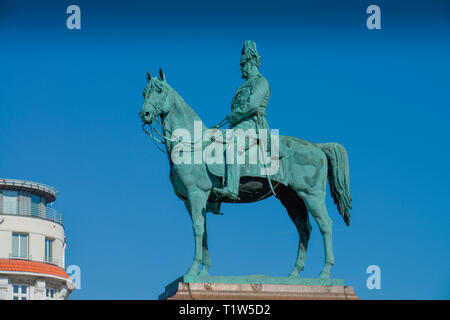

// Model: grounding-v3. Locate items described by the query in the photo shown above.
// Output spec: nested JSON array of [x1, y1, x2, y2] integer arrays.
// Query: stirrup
[[213, 188, 240, 201]]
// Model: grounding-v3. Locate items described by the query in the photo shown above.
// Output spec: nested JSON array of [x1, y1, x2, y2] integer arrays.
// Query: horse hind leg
[[277, 187, 312, 278], [302, 192, 335, 279]]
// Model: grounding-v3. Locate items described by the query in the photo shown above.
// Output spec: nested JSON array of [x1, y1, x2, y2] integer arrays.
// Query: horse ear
[[158, 68, 165, 81], [146, 72, 152, 83]]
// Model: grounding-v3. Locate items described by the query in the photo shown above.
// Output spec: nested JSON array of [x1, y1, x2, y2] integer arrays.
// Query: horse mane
[[168, 85, 209, 132]]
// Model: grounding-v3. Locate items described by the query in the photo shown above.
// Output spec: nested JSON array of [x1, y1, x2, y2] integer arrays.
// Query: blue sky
[[1, 0, 449, 299]]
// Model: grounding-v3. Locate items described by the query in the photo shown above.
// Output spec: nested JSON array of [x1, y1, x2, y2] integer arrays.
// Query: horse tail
[[317, 142, 352, 226]]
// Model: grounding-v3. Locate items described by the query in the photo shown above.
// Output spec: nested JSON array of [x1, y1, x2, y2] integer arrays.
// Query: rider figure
[[214, 40, 271, 201]]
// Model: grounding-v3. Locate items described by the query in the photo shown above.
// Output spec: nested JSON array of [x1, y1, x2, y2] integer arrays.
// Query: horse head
[[139, 68, 170, 124]]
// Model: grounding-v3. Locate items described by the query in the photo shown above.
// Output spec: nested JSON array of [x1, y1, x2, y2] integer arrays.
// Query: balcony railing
[[44, 257, 60, 266], [9, 253, 32, 261], [8, 253, 63, 268], [0, 203, 63, 225], [0, 178, 59, 197]]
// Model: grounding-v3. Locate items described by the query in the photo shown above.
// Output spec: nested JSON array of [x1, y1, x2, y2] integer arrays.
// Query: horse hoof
[[288, 272, 299, 278], [318, 270, 331, 279], [185, 270, 198, 277], [185, 266, 199, 277], [199, 270, 209, 276]]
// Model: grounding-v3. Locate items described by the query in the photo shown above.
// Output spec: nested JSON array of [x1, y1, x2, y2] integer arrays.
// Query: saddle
[[204, 138, 284, 181]]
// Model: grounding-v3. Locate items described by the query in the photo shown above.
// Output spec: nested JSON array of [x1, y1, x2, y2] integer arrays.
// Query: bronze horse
[[139, 69, 352, 279]]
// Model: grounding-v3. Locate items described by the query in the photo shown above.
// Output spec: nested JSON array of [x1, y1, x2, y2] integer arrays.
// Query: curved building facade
[[0, 179, 74, 300]]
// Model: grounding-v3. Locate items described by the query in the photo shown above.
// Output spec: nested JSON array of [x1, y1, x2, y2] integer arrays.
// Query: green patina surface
[[165, 275, 345, 291], [139, 40, 353, 281]]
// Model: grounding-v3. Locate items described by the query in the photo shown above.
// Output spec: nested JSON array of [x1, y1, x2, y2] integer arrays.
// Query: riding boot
[[227, 163, 240, 198], [214, 163, 240, 201]]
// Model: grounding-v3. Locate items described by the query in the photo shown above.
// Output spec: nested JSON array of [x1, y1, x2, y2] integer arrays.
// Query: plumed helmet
[[240, 40, 261, 68]]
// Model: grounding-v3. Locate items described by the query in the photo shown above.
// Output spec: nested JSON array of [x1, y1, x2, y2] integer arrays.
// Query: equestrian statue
[[139, 41, 352, 279]]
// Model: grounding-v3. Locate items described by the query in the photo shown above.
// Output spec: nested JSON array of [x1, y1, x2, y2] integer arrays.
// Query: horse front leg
[[185, 190, 209, 277], [199, 218, 211, 275]]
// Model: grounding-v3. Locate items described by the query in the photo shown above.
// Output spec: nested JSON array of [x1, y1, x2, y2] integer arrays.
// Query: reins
[[142, 116, 229, 154]]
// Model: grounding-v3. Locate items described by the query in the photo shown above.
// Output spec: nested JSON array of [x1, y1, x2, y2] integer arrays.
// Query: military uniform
[[228, 74, 270, 132], [214, 40, 271, 201]]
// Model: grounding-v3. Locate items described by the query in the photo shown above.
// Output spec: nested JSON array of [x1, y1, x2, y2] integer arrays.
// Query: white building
[[0, 178, 75, 300]]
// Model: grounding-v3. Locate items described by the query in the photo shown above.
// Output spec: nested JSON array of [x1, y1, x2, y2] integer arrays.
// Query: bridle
[[141, 85, 229, 153]]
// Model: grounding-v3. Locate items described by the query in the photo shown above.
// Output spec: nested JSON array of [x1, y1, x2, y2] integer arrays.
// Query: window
[[45, 238, 53, 263], [12, 233, 28, 259], [31, 194, 40, 217], [12, 284, 28, 300], [2, 190, 18, 214], [46, 288, 55, 299]]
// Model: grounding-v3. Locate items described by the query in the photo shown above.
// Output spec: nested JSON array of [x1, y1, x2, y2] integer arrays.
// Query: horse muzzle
[[139, 110, 153, 124]]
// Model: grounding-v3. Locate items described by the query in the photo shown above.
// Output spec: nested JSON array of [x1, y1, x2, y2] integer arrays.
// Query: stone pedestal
[[159, 275, 359, 300]]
